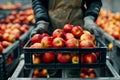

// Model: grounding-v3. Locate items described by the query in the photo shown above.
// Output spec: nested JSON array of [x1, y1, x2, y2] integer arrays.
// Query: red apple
[[66, 38, 79, 48], [72, 55, 79, 64], [52, 29, 65, 38], [41, 36, 53, 48], [32, 54, 41, 64], [41, 33, 50, 38], [32, 74, 39, 78], [80, 73, 86, 78], [57, 53, 71, 63], [42, 52, 55, 63], [7, 54, 14, 65], [40, 69, 48, 77], [108, 43, 113, 51], [71, 26, 83, 38], [80, 33, 93, 41], [85, 75, 89, 78], [30, 34, 42, 44], [84, 53, 97, 64], [33, 69, 39, 76], [63, 24, 73, 32], [79, 40, 94, 48], [65, 33, 74, 40], [89, 72, 96, 78], [30, 42, 43, 48], [83, 30, 91, 35], [52, 37, 65, 48]]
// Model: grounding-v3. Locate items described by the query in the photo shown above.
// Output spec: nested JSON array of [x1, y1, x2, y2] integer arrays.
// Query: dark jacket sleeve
[[32, 0, 50, 23], [85, 0, 102, 21]]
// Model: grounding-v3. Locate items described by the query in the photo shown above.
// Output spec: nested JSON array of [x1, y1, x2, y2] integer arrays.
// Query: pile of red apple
[[30, 24, 98, 64], [0, 7, 35, 24], [0, 23, 29, 54], [96, 8, 120, 40], [0, 2, 22, 10], [32, 68, 48, 78], [80, 68, 96, 78]]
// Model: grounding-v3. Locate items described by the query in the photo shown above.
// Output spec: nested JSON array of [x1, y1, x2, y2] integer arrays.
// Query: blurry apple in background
[[42, 52, 55, 63], [84, 52, 97, 64], [30, 34, 42, 44], [11, 11, 17, 16], [71, 26, 83, 38], [41, 36, 53, 48], [32, 54, 41, 64], [66, 38, 79, 48], [7, 34, 16, 42], [63, 24, 73, 33], [57, 53, 71, 63], [52, 29, 65, 38], [1, 41, 12, 48], [3, 33, 9, 41], [52, 37, 65, 48], [10, 29, 21, 39], [20, 24, 29, 33], [65, 33, 74, 40]]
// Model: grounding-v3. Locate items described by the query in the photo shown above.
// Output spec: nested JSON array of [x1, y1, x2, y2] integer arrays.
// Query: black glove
[[83, 16, 99, 37], [30, 21, 49, 37]]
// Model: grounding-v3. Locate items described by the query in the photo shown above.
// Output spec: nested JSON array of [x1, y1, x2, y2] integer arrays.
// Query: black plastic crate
[[0, 55, 6, 80], [0, 40, 20, 80], [110, 40, 120, 75], [19, 25, 34, 55], [96, 27, 120, 76], [23, 37, 107, 69], [8, 59, 120, 80], [97, 27, 116, 59]]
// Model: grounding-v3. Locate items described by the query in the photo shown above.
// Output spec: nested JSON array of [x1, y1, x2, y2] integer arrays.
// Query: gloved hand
[[30, 20, 49, 37], [83, 16, 99, 37]]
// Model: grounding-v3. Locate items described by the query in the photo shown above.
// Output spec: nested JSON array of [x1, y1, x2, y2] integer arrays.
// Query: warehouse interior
[[0, 0, 120, 80]]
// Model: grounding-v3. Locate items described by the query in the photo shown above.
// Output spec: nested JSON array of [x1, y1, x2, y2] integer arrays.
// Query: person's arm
[[84, 0, 102, 21], [83, 0, 102, 36], [31, 0, 50, 36], [32, 0, 49, 22]]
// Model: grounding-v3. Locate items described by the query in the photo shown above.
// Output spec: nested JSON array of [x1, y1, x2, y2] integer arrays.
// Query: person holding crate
[[30, 0, 102, 36]]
